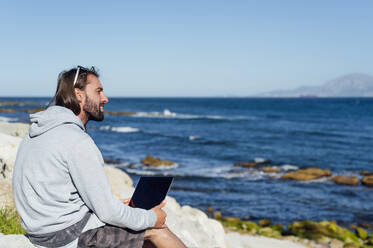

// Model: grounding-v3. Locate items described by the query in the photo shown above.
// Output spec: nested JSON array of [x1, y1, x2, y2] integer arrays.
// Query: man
[[12, 66, 186, 248]]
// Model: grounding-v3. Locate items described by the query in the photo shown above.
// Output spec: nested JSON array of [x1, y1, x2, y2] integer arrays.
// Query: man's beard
[[83, 96, 104, 121]]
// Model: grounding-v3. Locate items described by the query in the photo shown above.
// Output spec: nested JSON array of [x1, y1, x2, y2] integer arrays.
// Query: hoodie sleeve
[[66, 136, 156, 231]]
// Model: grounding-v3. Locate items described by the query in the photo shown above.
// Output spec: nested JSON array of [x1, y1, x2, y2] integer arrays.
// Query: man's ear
[[74, 88, 84, 103]]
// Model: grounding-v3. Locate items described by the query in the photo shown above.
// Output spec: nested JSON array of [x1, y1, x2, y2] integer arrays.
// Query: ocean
[[1, 97, 373, 227]]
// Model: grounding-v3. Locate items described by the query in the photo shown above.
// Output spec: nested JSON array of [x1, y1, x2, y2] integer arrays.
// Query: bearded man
[[12, 66, 186, 248]]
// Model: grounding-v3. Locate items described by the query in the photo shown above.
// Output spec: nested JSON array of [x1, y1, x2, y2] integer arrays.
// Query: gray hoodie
[[12, 106, 156, 238]]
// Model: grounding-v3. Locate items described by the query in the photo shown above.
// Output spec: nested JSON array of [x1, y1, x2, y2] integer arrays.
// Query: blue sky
[[1, 0, 372, 97]]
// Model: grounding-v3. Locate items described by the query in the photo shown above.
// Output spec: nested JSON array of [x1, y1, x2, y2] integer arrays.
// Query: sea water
[[1, 97, 373, 226]]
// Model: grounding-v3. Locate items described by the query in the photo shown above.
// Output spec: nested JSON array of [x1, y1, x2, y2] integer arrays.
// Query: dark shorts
[[77, 225, 145, 248]]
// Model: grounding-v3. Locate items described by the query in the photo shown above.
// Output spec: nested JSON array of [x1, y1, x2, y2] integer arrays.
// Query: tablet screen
[[129, 176, 173, 210]]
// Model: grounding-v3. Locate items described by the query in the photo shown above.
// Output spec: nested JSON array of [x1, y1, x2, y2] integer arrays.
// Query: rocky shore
[[1, 119, 371, 248], [0, 120, 308, 248], [233, 161, 373, 187]]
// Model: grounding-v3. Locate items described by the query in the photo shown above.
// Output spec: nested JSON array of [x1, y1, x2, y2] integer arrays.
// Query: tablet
[[129, 176, 173, 210]]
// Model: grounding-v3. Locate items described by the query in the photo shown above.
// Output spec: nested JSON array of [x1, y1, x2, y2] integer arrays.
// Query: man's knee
[[144, 227, 172, 240]]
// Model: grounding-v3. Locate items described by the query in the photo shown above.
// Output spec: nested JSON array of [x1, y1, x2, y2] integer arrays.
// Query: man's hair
[[49, 66, 99, 115]]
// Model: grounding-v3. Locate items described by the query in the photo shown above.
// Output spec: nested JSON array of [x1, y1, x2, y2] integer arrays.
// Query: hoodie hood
[[29, 106, 85, 138]]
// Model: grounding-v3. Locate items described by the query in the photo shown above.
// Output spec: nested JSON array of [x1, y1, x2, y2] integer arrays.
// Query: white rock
[[225, 233, 307, 248], [0, 132, 22, 182], [103, 166, 134, 199], [0, 131, 24, 208], [0, 234, 35, 248], [164, 198, 226, 248], [0, 122, 29, 138], [0, 181, 14, 208]]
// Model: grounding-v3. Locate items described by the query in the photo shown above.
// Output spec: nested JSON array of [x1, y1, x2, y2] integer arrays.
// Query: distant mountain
[[258, 73, 373, 97]]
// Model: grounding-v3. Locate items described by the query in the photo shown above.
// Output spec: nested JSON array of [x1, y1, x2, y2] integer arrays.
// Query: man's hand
[[151, 201, 167, 228], [120, 198, 131, 205]]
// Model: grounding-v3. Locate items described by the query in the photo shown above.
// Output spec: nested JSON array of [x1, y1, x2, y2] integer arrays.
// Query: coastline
[[0, 120, 371, 248]]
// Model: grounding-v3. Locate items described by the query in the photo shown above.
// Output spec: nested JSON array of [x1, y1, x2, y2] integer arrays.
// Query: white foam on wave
[[206, 115, 225, 120], [0, 116, 16, 122], [333, 170, 363, 179], [190, 165, 268, 180], [281, 164, 299, 171], [253, 158, 269, 164], [132, 109, 233, 120], [100, 125, 139, 133], [134, 109, 198, 119], [127, 162, 179, 170], [125, 168, 158, 176], [189, 136, 200, 140], [125, 163, 285, 180], [300, 177, 330, 184], [163, 109, 176, 117]]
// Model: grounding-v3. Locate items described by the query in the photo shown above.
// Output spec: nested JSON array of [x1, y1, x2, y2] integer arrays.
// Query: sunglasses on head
[[73, 65, 96, 86]]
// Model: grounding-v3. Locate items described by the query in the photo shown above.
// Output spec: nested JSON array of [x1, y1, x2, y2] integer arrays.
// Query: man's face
[[82, 74, 109, 122]]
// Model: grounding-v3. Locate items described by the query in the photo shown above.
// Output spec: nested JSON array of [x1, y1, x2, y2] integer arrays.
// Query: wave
[[0, 116, 17, 122], [289, 130, 347, 138], [189, 136, 200, 140], [99, 125, 140, 133], [127, 162, 179, 170], [124, 164, 272, 180], [130, 109, 255, 121], [97, 125, 230, 147], [122, 162, 361, 187], [280, 164, 299, 171], [253, 157, 271, 164], [133, 109, 197, 119]]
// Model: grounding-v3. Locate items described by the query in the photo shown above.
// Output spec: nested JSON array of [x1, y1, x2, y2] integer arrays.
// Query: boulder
[[0, 132, 23, 181], [0, 234, 35, 248], [368, 237, 373, 245], [103, 158, 123, 165], [141, 155, 174, 167], [281, 168, 331, 181], [258, 227, 281, 238], [329, 238, 344, 248], [225, 232, 306, 248], [361, 170, 373, 176], [362, 176, 373, 187], [355, 227, 367, 240], [0, 107, 45, 114], [288, 220, 360, 245], [262, 167, 281, 173], [234, 162, 257, 168], [343, 243, 360, 248], [358, 222, 372, 230], [0, 181, 14, 209], [0, 108, 16, 113], [328, 176, 359, 186], [19, 107, 45, 113], [104, 166, 134, 199], [349, 224, 357, 229], [0, 128, 29, 209], [0, 122, 29, 138], [258, 219, 272, 227], [272, 224, 283, 233], [164, 198, 226, 248], [213, 211, 222, 219], [0, 101, 36, 106]]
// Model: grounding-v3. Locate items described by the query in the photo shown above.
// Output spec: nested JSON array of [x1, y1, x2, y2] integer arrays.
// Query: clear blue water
[[2, 97, 373, 226]]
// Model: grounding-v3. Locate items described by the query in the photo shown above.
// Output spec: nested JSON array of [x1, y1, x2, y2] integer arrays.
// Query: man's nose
[[102, 92, 109, 103]]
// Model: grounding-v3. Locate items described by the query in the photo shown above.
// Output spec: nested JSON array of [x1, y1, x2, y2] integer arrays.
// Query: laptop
[[129, 176, 174, 210]]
